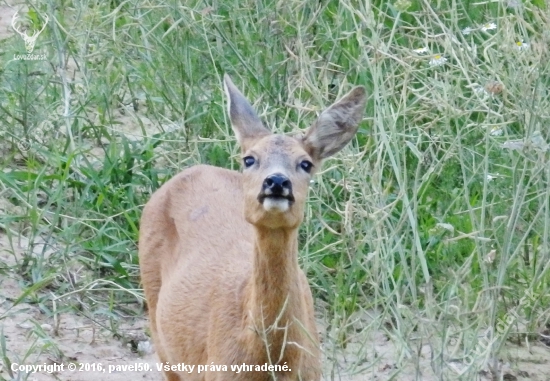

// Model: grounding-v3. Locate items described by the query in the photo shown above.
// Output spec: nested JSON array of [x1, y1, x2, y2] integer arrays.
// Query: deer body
[[139, 76, 366, 381]]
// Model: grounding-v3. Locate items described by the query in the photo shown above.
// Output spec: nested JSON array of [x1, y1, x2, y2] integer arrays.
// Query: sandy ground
[[0, 1, 22, 41], [0, 227, 158, 381]]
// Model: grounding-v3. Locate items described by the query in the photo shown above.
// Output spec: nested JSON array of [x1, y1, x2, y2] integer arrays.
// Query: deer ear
[[302, 86, 366, 161], [224, 75, 271, 149]]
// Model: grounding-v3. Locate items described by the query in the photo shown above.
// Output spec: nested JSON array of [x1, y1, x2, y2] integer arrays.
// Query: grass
[[1, 0, 549, 379]]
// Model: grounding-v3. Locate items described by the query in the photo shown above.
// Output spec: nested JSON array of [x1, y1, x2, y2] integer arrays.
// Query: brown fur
[[139, 75, 366, 381]]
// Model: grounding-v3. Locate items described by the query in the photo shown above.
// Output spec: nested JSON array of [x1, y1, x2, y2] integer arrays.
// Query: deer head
[[11, 11, 49, 53], [224, 75, 366, 229]]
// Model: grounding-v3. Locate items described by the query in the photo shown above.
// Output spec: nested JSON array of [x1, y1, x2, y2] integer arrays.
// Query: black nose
[[262, 174, 292, 197]]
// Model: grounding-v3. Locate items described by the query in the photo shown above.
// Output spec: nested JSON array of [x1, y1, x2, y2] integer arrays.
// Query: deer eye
[[243, 156, 256, 168], [299, 160, 313, 173]]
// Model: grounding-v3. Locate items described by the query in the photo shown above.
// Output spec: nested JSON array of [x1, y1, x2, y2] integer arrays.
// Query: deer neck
[[245, 226, 302, 335]]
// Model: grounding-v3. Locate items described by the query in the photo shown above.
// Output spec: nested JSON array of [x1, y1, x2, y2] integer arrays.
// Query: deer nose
[[262, 174, 292, 197]]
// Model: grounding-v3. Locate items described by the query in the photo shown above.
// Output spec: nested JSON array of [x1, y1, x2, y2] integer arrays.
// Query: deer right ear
[[224, 75, 271, 148]]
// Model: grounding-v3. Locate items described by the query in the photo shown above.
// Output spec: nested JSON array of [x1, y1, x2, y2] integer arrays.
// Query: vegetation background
[[0, 0, 549, 380]]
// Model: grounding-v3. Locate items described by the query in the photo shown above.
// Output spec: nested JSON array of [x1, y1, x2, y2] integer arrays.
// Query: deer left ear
[[302, 86, 367, 161]]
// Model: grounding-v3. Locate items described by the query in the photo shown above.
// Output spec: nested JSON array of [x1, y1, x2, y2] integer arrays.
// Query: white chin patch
[[263, 197, 289, 212]]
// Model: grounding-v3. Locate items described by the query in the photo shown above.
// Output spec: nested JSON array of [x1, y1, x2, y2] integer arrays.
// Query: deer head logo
[[11, 11, 49, 54]]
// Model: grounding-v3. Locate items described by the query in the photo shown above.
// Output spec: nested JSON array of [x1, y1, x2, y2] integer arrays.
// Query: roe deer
[[139, 75, 366, 381]]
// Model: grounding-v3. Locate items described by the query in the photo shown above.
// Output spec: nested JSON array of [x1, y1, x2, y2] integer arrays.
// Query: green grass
[[1, 0, 550, 379]]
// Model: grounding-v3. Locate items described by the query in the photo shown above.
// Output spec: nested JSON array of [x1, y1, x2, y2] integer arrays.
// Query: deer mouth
[[257, 193, 295, 213], [258, 193, 295, 204]]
